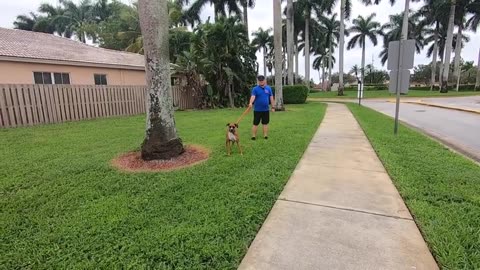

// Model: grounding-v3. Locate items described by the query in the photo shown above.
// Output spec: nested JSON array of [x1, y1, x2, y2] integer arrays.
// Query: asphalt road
[[363, 99, 480, 162], [419, 96, 480, 111]]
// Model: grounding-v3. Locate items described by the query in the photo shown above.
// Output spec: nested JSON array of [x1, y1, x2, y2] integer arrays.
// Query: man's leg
[[252, 125, 258, 139], [262, 111, 270, 139], [263, 124, 268, 138]]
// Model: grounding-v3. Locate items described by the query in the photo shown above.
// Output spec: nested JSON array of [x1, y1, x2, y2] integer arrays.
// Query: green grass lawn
[[347, 103, 480, 269], [0, 103, 326, 269], [309, 90, 480, 99]]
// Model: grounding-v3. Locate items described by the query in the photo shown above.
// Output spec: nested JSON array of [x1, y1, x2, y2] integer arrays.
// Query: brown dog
[[226, 123, 243, 156]]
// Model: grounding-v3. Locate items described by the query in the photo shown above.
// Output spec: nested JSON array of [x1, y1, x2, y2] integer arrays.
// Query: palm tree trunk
[[228, 82, 234, 108], [295, 42, 299, 82], [286, 0, 294, 85], [338, 0, 346, 96], [321, 66, 325, 90], [242, 1, 249, 36], [361, 41, 366, 86], [263, 47, 267, 77], [273, 0, 284, 110], [430, 26, 438, 91], [304, 11, 311, 87], [453, 24, 463, 91], [138, 0, 184, 160], [441, 0, 456, 92], [328, 38, 333, 91], [476, 48, 480, 91]]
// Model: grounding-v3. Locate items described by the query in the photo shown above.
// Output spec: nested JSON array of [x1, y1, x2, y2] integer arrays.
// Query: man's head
[[257, 75, 266, 87]]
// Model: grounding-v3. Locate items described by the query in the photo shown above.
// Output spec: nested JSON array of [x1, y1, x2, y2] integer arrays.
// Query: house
[[0, 27, 146, 86]]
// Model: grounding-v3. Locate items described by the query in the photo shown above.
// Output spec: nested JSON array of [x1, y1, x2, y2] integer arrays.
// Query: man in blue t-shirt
[[248, 75, 275, 140]]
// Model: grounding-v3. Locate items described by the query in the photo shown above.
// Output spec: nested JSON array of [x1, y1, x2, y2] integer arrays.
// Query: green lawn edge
[[346, 103, 480, 269], [309, 90, 480, 99]]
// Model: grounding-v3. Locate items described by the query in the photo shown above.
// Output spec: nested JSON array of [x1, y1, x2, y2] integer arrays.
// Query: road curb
[[404, 101, 480, 114]]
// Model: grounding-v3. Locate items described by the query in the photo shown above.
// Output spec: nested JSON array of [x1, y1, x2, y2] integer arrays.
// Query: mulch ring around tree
[[112, 145, 210, 173]]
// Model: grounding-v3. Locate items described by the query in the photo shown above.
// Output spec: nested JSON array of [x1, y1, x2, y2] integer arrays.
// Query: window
[[33, 72, 52, 84], [54, 73, 70, 84], [94, 74, 107, 85], [34, 72, 70, 85]]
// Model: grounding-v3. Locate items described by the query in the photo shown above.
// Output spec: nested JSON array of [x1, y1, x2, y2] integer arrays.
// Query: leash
[[235, 106, 252, 125]]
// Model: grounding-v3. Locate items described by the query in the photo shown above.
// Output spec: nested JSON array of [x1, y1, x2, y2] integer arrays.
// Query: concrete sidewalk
[[239, 103, 438, 270]]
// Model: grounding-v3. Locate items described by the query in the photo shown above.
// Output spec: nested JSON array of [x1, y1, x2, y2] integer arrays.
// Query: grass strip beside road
[[309, 90, 480, 99], [347, 103, 480, 269]]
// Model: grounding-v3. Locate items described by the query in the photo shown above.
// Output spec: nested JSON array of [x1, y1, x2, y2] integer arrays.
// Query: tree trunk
[[138, 0, 184, 161], [441, 0, 456, 93], [295, 42, 299, 83], [430, 25, 438, 91], [263, 47, 267, 77], [228, 82, 234, 108], [361, 40, 366, 86], [243, 1, 249, 37], [453, 24, 463, 91], [338, 0, 346, 96], [273, 0, 284, 110], [328, 38, 333, 91], [287, 0, 294, 85], [286, 0, 294, 85], [304, 11, 310, 87], [321, 66, 325, 90], [476, 48, 480, 91]]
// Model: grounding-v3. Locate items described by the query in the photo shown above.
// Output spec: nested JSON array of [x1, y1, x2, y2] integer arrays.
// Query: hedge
[[270, 85, 310, 104]]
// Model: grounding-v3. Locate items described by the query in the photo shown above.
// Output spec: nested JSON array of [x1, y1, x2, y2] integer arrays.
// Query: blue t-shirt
[[251, 85, 272, 112]]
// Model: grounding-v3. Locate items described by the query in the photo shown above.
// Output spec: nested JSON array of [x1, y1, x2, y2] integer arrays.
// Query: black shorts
[[253, 111, 270, 125]]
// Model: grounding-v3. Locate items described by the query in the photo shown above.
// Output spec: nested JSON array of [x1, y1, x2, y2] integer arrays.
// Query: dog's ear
[[226, 123, 230, 126], [235, 123, 238, 128]]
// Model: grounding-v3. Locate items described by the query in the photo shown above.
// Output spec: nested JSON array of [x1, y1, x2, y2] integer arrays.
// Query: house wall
[[0, 61, 146, 85]]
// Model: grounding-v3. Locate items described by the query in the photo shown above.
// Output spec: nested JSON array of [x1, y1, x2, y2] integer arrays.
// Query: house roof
[[0, 27, 145, 70]]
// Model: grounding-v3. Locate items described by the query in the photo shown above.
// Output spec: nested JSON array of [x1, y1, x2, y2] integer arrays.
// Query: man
[[249, 75, 275, 140]]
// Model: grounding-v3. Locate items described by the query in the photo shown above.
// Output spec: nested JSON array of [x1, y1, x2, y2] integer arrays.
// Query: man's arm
[[270, 95, 275, 112], [248, 95, 256, 108]]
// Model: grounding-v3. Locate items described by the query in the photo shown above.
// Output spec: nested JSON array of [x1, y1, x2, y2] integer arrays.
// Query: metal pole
[[394, 0, 410, 135]]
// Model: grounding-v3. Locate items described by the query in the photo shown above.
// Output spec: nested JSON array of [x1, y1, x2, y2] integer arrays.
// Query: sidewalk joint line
[[278, 198, 413, 221]]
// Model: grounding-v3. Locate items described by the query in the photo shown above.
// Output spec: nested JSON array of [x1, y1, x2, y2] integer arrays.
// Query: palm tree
[[56, 0, 96, 43], [347, 14, 381, 87], [337, 0, 352, 95], [38, 3, 73, 37], [186, 0, 242, 21], [466, 2, 480, 90], [319, 13, 341, 90], [440, 0, 457, 92], [286, 0, 295, 85], [240, 0, 255, 34], [13, 13, 54, 33], [138, 0, 184, 160], [273, 0, 284, 110], [417, 0, 449, 90], [252, 28, 273, 77]]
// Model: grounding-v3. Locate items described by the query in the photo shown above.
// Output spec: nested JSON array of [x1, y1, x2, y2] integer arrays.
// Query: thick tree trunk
[[321, 66, 325, 90], [228, 82, 234, 108], [430, 26, 438, 91], [138, 0, 184, 160], [304, 12, 310, 87], [263, 47, 267, 77], [338, 0, 346, 96], [476, 48, 480, 91], [286, 0, 294, 85], [441, 0, 456, 93], [328, 38, 333, 91], [453, 24, 463, 91], [273, 0, 284, 110]]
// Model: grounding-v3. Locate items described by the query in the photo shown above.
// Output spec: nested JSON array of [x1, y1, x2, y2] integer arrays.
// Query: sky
[[1, 0, 479, 83]]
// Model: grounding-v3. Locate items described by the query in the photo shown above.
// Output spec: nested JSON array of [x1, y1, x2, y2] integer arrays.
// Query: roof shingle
[[0, 27, 145, 69]]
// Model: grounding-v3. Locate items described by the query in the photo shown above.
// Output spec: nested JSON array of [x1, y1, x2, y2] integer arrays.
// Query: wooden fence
[[0, 84, 197, 128]]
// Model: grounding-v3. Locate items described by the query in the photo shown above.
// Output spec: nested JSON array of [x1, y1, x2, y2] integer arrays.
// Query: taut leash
[[235, 106, 252, 125]]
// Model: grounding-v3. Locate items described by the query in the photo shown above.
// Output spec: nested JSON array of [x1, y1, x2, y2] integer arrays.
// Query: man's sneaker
[[264, 136, 268, 140], [251, 137, 256, 140]]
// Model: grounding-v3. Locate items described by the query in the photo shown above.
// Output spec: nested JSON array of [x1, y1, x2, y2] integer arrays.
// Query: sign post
[[387, 39, 415, 134]]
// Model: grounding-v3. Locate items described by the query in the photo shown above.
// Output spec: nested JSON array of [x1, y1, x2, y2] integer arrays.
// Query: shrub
[[270, 85, 310, 104]]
